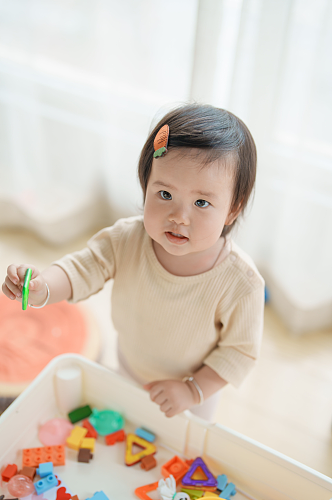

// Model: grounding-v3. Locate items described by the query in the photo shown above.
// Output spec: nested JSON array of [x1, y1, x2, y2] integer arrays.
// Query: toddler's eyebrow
[[152, 181, 217, 199]]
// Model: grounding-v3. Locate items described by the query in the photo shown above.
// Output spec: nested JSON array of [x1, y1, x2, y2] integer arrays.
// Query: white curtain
[[1, 0, 331, 331], [0, 0, 198, 242], [191, 0, 332, 332]]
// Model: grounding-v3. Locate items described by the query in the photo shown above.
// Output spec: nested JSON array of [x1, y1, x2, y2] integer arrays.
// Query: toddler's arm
[[144, 365, 227, 418], [2, 264, 72, 307]]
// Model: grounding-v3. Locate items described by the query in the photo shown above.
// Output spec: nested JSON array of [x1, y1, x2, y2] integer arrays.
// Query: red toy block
[[161, 455, 189, 485], [105, 429, 126, 446], [185, 458, 195, 466], [22, 445, 65, 467], [1, 463, 17, 482], [140, 455, 157, 471], [82, 419, 98, 439], [134, 481, 159, 500]]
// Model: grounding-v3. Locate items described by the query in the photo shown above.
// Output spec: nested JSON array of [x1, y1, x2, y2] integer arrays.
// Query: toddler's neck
[[152, 236, 230, 277]]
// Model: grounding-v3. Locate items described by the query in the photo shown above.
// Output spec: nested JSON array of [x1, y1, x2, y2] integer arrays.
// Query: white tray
[[0, 354, 331, 500]]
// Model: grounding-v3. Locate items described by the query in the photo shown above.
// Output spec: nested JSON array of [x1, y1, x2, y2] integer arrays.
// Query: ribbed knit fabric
[[54, 216, 265, 387]]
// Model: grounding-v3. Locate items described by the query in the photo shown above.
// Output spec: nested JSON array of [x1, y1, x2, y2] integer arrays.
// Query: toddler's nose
[[169, 205, 190, 225]]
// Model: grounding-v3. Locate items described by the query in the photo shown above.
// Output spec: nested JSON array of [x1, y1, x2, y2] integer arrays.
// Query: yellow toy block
[[125, 433, 156, 466], [81, 437, 95, 452], [66, 426, 87, 450]]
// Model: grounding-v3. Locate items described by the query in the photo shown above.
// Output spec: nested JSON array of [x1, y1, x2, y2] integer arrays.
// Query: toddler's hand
[[143, 379, 198, 418], [2, 264, 48, 307]]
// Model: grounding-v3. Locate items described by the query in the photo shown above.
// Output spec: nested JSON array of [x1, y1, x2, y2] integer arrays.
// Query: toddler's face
[[144, 149, 237, 258]]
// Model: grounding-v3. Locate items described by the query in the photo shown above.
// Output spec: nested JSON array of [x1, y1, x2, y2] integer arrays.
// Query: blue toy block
[[135, 427, 155, 443], [219, 482, 236, 499], [217, 474, 228, 491], [86, 492, 109, 500], [34, 474, 58, 495], [36, 462, 53, 477]]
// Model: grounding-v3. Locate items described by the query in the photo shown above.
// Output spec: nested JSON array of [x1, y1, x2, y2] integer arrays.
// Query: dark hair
[[138, 103, 257, 236]]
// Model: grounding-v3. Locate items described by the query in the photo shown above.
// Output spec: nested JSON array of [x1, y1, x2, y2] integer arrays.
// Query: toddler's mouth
[[165, 231, 189, 244]]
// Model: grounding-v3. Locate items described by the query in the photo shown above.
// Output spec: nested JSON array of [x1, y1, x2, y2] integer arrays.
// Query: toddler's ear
[[225, 199, 244, 226]]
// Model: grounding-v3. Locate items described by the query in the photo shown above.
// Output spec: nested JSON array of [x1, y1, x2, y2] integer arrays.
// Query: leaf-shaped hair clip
[[153, 124, 169, 158]]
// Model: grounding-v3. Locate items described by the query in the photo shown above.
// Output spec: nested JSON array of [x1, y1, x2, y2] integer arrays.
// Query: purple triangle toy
[[181, 457, 217, 488]]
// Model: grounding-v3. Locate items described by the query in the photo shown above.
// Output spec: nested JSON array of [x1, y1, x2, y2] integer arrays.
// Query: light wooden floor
[[0, 227, 331, 478]]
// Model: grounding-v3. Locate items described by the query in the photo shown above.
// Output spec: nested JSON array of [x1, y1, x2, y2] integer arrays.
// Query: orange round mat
[[0, 293, 100, 395]]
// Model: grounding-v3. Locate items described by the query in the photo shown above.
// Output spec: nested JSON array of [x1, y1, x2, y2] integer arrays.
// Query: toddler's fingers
[[6, 264, 21, 285], [148, 384, 165, 402], [153, 392, 168, 406], [17, 265, 39, 282], [4, 276, 22, 298], [143, 381, 157, 391], [2, 282, 17, 300], [160, 401, 172, 414], [29, 275, 45, 292]]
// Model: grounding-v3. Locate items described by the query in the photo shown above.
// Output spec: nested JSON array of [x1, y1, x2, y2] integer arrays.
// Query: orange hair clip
[[153, 124, 169, 158]]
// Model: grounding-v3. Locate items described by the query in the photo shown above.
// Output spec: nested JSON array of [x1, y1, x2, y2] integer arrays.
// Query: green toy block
[[181, 488, 204, 499], [68, 404, 92, 423]]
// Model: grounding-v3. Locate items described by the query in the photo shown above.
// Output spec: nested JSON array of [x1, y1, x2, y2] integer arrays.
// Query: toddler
[[2, 104, 265, 421]]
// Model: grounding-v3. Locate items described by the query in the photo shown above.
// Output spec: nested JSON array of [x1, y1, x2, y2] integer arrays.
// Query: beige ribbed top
[[54, 216, 265, 387]]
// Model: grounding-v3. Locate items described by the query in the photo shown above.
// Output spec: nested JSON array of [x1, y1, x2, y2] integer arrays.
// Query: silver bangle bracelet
[[183, 376, 204, 406], [29, 283, 50, 309]]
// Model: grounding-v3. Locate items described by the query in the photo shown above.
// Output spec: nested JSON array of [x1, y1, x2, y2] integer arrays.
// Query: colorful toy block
[[216, 474, 228, 491], [71, 496, 80, 500], [181, 488, 204, 499], [34, 473, 58, 495], [80, 437, 95, 452], [134, 481, 159, 500], [66, 426, 88, 450], [22, 445, 65, 467], [181, 457, 217, 489], [161, 455, 189, 485], [1, 463, 17, 482], [140, 455, 157, 471], [82, 419, 98, 439], [85, 492, 109, 500], [19, 466, 36, 480], [36, 461, 53, 477], [68, 405, 92, 424], [105, 429, 126, 445], [218, 482, 236, 499], [135, 427, 155, 443], [78, 448, 93, 463], [125, 433, 156, 466]]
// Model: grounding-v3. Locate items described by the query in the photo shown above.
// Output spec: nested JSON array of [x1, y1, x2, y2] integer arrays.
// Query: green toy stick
[[22, 268, 32, 310]]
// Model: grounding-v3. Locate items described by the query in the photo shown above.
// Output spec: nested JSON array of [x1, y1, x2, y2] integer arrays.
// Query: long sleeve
[[204, 285, 265, 387]]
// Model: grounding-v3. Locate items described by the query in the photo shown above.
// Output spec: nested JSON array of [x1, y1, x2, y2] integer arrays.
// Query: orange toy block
[[22, 445, 65, 467], [82, 419, 98, 439], [161, 455, 189, 485], [125, 433, 156, 466], [105, 429, 126, 446], [134, 481, 159, 500], [1, 463, 17, 482]]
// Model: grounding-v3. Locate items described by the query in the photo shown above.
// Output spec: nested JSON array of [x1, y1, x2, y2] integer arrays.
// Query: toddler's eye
[[195, 199, 210, 208], [159, 190, 172, 200]]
